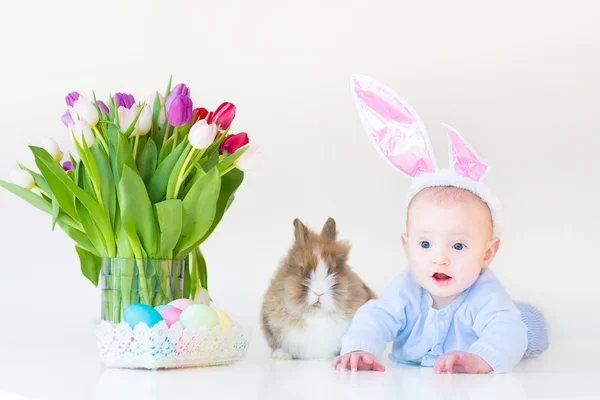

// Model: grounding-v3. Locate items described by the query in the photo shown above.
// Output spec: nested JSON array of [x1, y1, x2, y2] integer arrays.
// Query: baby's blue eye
[[420, 241, 431, 249], [453, 243, 465, 250]]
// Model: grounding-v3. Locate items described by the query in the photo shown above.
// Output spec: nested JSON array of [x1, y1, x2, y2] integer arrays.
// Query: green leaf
[[163, 75, 173, 101], [151, 92, 162, 144], [58, 220, 98, 256], [217, 146, 248, 174], [158, 129, 187, 164], [114, 213, 133, 258], [196, 247, 208, 290], [76, 199, 108, 255], [0, 180, 81, 231], [118, 165, 159, 257], [201, 152, 220, 172], [115, 132, 139, 182], [166, 144, 192, 199], [137, 137, 158, 185], [75, 245, 102, 286], [183, 256, 191, 298], [175, 169, 244, 258], [90, 144, 117, 227], [51, 194, 59, 230], [190, 248, 200, 297], [174, 168, 221, 256], [148, 141, 186, 203], [32, 148, 115, 256], [73, 134, 102, 200], [154, 199, 183, 257], [201, 168, 244, 242], [181, 162, 206, 199], [29, 147, 78, 221]]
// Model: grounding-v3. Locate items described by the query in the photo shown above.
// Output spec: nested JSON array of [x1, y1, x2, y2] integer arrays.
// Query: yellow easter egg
[[212, 307, 232, 329]]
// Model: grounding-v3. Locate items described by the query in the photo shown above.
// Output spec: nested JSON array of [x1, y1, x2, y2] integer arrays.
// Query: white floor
[[0, 322, 597, 400]]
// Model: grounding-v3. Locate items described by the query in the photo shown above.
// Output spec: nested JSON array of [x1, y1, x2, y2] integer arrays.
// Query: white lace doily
[[95, 320, 251, 370]]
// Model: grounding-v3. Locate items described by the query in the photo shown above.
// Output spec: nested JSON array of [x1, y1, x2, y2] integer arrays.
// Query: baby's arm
[[438, 276, 528, 374], [333, 273, 410, 371]]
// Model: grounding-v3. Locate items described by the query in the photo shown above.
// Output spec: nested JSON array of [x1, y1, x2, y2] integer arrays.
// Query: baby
[[333, 75, 548, 374]]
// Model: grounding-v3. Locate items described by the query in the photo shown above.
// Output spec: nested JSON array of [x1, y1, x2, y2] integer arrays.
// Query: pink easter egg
[[158, 307, 183, 328], [168, 298, 195, 310]]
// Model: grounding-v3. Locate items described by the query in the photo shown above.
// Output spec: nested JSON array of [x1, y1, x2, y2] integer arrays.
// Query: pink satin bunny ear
[[351, 74, 437, 178], [443, 123, 489, 181]]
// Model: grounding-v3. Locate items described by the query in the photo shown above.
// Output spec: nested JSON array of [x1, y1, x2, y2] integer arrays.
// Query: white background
[[0, 0, 599, 398]]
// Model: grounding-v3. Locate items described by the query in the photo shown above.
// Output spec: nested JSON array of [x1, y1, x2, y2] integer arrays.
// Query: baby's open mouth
[[432, 272, 452, 285]]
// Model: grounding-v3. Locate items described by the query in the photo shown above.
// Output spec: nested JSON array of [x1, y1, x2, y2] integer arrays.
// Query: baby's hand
[[332, 351, 386, 372], [433, 351, 492, 374]]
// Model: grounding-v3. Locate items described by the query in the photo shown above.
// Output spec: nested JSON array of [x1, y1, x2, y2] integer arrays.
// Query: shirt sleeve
[[340, 272, 411, 359], [468, 273, 528, 373]]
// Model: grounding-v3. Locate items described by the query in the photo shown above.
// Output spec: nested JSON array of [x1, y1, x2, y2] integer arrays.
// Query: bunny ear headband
[[351, 74, 503, 236]]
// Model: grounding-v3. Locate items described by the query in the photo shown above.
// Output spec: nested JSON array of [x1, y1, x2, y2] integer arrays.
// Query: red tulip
[[219, 132, 249, 155], [192, 107, 209, 124], [208, 102, 236, 130]]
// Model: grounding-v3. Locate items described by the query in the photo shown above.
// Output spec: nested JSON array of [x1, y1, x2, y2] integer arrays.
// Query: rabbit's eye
[[297, 264, 304, 274]]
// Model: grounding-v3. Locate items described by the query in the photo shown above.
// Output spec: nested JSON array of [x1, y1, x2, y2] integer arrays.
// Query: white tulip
[[9, 169, 34, 190], [133, 105, 152, 137], [194, 287, 211, 305], [118, 104, 138, 135], [236, 142, 262, 171], [73, 96, 99, 127], [72, 120, 95, 147], [39, 137, 63, 162], [188, 120, 217, 149]]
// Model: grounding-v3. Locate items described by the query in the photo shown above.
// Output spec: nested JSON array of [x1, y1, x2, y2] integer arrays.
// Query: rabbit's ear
[[351, 74, 437, 177], [293, 218, 310, 245], [442, 123, 489, 182], [321, 217, 337, 242]]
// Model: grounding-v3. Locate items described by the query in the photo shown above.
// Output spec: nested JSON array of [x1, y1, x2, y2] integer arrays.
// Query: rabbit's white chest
[[282, 313, 350, 360]]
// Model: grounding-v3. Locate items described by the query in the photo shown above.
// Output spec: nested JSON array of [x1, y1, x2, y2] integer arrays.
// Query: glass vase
[[101, 258, 186, 323]]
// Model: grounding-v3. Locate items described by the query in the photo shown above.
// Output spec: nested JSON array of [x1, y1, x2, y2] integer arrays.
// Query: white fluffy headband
[[350, 74, 503, 237]]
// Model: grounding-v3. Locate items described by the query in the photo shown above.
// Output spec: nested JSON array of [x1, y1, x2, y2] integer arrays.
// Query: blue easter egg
[[154, 305, 175, 312], [124, 304, 164, 329]]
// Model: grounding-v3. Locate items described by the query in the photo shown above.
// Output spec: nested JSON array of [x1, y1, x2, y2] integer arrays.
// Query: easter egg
[[212, 307, 233, 329], [179, 304, 219, 329], [154, 305, 175, 312], [124, 304, 163, 329], [158, 307, 183, 327], [169, 298, 195, 310]]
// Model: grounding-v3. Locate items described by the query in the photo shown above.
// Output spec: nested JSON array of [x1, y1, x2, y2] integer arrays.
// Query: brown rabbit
[[261, 218, 376, 360]]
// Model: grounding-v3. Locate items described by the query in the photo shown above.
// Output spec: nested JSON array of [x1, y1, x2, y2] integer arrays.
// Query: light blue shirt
[[340, 268, 528, 373]]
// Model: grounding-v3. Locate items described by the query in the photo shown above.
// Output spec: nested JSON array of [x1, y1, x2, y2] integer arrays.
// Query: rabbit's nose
[[312, 291, 324, 297]]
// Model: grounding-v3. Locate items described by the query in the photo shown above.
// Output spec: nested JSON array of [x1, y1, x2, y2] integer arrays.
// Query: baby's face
[[402, 187, 500, 308]]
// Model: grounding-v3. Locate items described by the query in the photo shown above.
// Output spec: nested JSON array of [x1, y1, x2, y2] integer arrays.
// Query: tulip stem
[[174, 148, 197, 199], [34, 185, 50, 199], [162, 124, 171, 146], [132, 135, 140, 161], [172, 127, 179, 151], [92, 127, 109, 154]]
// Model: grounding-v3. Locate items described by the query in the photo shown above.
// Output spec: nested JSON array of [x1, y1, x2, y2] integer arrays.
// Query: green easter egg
[[179, 304, 219, 329]]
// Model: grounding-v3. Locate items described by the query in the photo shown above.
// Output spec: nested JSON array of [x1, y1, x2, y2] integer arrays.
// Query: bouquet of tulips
[[0, 77, 259, 312]]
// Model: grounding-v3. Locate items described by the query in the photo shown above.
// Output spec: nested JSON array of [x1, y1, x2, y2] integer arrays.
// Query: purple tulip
[[114, 93, 136, 109], [61, 110, 75, 127], [167, 95, 193, 126], [165, 83, 190, 111], [62, 161, 73, 171], [65, 92, 80, 107], [97, 100, 109, 116]]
